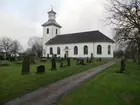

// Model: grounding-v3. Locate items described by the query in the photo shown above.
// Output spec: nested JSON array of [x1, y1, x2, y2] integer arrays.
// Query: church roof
[[46, 30, 114, 45], [42, 20, 62, 28]]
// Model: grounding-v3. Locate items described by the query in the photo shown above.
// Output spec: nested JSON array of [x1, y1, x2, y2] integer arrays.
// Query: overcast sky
[[0, 0, 113, 49]]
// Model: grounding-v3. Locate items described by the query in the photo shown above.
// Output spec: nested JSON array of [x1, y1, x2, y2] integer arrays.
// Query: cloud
[[0, 0, 113, 49]]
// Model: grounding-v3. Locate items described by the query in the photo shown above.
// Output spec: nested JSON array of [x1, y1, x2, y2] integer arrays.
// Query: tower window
[[47, 28, 49, 34], [56, 29, 58, 34]]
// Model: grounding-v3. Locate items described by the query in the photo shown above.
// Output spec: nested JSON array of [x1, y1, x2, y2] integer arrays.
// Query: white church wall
[[46, 42, 94, 58], [43, 25, 61, 55], [93, 42, 114, 58]]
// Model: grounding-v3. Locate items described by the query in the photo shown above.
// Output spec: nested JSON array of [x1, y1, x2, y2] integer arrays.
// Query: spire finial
[[51, 5, 53, 11]]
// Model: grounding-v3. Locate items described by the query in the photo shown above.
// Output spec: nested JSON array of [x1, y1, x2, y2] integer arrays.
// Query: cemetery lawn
[[0, 59, 111, 104], [57, 60, 140, 105]]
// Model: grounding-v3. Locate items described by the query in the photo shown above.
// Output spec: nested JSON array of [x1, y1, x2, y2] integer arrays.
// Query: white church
[[42, 9, 114, 58]]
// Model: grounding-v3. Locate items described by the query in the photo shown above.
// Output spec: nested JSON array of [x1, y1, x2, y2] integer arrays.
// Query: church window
[[97, 45, 102, 54], [50, 47, 53, 55], [56, 29, 58, 34], [84, 45, 88, 55], [57, 47, 60, 55], [74, 46, 78, 55], [108, 45, 111, 55], [47, 28, 49, 34]]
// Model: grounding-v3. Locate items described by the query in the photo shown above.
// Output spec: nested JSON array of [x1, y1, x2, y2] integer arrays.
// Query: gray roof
[[42, 20, 62, 28], [46, 30, 114, 45]]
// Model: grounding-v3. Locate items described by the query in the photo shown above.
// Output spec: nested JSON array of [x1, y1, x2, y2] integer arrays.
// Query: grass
[[57, 60, 140, 105], [0, 59, 110, 104]]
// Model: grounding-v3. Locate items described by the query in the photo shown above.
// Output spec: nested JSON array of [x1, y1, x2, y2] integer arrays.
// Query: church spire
[[48, 7, 56, 21]]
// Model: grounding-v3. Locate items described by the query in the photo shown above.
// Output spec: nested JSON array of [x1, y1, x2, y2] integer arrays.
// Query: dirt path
[[5, 61, 115, 105]]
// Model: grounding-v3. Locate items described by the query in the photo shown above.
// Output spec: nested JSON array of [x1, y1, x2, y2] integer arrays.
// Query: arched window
[[108, 45, 111, 55], [47, 28, 49, 34], [50, 47, 53, 55], [97, 45, 102, 54], [57, 47, 60, 55], [84, 45, 88, 55], [74, 46, 78, 55]]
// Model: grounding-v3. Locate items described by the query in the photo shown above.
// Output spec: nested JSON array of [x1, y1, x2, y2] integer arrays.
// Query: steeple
[[48, 8, 56, 21]]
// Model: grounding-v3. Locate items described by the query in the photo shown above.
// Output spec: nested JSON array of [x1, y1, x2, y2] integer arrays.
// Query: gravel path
[[5, 61, 115, 105]]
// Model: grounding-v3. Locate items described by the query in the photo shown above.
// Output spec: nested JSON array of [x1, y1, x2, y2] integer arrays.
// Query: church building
[[42, 9, 114, 58]]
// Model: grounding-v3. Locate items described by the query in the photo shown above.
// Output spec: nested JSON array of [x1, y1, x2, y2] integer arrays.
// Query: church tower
[[42, 8, 62, 56]]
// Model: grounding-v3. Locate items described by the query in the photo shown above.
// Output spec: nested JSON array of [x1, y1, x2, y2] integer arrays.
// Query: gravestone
[[64, 54, 67, 59], [91, 53, 93, 60], [120, 57, 125, 73], [99, 58, 102, 62], [21, 55, 30, 74], [87, 57, 89, 63], [51, 54, 56, 70], [47, 54, 50, 59], [36, 65, 45, 73], [60, 62, 65, 68], [76, 58, 80, 65], [80, 58, 85, 65], [67, 57, 71, 66]]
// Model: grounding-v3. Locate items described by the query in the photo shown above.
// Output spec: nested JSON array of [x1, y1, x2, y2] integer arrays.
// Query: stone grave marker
[[36, 65, 45, 73], [21, 55, 30, 74]]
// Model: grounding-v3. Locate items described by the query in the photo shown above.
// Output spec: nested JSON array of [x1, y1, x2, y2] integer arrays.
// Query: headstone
[[91, 53, 93, 60], [99, 58, 102, 62], [64, 54, 67, 59], [76, 58, 80, 65], [67, 57, 71, 66], [120, 57, 125, 73], [80, 58, 85, 65], [36, 65, 45, 73], [47, 54, 50, 59], [60, 62, 65, 68], [96, 58, 99, 62], [21, 55, 30, 74], [51, 54, 56, 70], [87, 57, 89, 63]]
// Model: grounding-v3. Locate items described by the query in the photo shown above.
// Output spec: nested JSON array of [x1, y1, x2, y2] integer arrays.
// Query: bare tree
[[10, 40, 23, 56], [105, 0, 140, 63], [28, 36, 43, 57], [0, 37, 13, 58]]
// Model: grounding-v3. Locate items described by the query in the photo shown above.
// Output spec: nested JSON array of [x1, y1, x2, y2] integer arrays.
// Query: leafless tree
[[0, 37, 13, 58], [105, 0, 140, 63], [10, 40, 23, 56], [28, 36, 43, 57]]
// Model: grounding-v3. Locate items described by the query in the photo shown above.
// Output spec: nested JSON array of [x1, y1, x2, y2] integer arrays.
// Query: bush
[[0, 61, 10, 66]]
